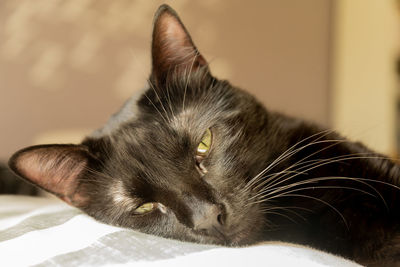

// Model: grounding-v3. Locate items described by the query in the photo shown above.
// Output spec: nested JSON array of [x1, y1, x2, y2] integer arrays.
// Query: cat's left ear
[[8, 144, 92, 206], [151, 4, 209, 85]]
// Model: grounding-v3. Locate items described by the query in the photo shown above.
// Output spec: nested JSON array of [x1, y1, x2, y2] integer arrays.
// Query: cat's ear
[[151, 4, 208, 85], [8, 144, 91, 206]]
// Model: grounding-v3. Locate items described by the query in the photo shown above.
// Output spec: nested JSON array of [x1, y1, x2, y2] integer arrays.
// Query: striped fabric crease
[[0, 196, 360, 267]]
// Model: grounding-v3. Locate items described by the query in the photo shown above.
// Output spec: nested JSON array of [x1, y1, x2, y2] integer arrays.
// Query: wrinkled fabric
[[0, 196, 361, 267]]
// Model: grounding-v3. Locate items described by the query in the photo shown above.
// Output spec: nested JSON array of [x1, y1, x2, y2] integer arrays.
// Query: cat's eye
[[133, 202, 155, 215], [196, 128, 212, 157]]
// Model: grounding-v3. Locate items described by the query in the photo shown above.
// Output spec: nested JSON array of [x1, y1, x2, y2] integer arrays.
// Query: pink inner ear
[[13, 145, 88, 205], [151, 7, 207, 82], [162, 14, 189, 48]]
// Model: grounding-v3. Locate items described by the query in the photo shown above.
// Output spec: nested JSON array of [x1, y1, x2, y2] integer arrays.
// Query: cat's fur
[[7, 5, 400, 266]]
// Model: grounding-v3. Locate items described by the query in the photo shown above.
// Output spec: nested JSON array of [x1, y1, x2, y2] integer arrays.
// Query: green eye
[[133, 202, 155, 214], [197, 128, 212, 156]]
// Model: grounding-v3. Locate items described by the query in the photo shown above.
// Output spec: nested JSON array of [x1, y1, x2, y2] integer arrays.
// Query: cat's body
[[7, 5, 400, 266]]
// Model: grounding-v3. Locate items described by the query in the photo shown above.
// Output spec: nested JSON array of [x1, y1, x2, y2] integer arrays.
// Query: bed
[[0, 195, 361, 267]]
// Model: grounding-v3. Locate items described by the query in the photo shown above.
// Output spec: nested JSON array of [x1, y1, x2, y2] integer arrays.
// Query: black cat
[[8, 5, 400, 266]]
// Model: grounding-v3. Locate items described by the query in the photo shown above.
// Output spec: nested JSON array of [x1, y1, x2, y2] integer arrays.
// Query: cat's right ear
[[150, 4, 209, 85], [8, 144, 92, 207]]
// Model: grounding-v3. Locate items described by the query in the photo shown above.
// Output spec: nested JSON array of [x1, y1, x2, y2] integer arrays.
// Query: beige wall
[[0, 0, 333, 160], [332, 0, 400, 154]]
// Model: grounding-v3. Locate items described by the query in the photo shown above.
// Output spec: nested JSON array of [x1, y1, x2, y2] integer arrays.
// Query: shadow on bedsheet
[[33, 230, 217, 267]]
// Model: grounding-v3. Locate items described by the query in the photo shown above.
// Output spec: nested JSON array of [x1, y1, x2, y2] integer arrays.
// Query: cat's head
[[9, 5, 274, 245]]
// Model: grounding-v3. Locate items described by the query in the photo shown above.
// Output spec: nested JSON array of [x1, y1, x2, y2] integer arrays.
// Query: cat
[[7, 4, 400, 266]]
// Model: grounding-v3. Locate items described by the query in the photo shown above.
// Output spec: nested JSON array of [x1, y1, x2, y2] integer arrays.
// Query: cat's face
[[9, 5, 273, 245]]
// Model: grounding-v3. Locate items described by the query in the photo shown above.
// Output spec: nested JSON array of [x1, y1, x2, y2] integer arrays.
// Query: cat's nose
[[192, 203, 225, 234]]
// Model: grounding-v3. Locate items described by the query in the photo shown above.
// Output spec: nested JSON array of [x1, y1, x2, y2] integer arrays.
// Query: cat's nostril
[[217, 213, 224, 225], [193, 203, 226, 232], [210, 204, 225, 226]]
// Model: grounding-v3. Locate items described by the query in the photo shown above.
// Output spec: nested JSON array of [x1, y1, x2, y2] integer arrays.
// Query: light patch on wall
[[30, 0, 58, 17], [29, 44, 65, 90], [209, 59, 234, 80], [115, 49, 150, 99], [99, 2, 129, 33], [198, 0, 224, 9], [1, 32, 31, 60], [332, 0, 400, 155], [4, 1, 33, 34], [33, 129, 93, 145], [60, 0, 93, 22], [69, 33, 101, 71], [2, 2, 34, 59], [194, 21, 218, 48]]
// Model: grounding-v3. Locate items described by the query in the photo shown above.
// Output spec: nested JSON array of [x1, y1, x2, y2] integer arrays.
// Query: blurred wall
[[0, 0, 333, 160], [332, 0, 400, 154]]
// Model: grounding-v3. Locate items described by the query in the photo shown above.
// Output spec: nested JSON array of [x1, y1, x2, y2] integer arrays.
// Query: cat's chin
[[192, 234, 256, 247], [182, 228, 259, 247]]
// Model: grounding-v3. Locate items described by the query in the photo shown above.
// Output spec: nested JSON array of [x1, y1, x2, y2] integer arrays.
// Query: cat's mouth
[[190, 224, 258, 247], [191, 227, 230, 245]]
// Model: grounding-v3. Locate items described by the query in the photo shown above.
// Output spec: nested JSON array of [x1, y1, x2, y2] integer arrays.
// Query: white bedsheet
[[0, 196, 361, 267]]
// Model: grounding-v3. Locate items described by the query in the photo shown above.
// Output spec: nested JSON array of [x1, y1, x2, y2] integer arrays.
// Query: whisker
[[244, 130, 335, 190], [250, 175, 389, 210], [260, 155, 391, 196], [255, 185, 376, 205], [182, 51, 199, 111], [143, 91, 169, 124], [247, 141, 360, 193], [148, 80, 171, 123], [261, 206, 311, 221], [253, 140, 350, 191], [150, 79, 175, 120], [261, 211, 298, 224], [265, 193, 349, 230]]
